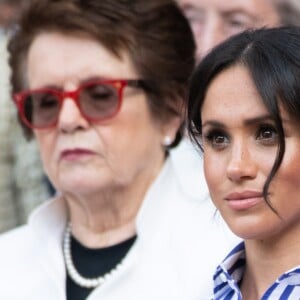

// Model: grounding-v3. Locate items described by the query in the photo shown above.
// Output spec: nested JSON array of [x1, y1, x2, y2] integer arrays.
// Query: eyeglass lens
[[23, 82, 121, 127]]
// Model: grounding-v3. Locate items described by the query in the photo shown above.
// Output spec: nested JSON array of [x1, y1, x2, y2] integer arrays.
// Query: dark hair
[[8, 0, 195, 144], [187, 26, 300, 212]]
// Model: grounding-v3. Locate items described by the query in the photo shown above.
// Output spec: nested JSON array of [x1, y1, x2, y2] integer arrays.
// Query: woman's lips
[[225, 191, 264, 211], [60, 148, 96, 161]]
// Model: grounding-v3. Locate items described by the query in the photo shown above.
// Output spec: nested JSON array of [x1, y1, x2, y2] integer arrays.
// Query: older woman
[[0, 0, 238, 299], [177, 0, 300, 62], [188, 26, 300, 299]]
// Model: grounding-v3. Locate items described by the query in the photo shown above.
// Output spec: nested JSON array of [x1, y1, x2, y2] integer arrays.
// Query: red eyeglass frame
[[13, 79, 146, 130]]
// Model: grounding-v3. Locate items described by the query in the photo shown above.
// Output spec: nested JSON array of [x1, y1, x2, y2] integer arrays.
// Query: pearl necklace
[[63, 223, 124, 289]]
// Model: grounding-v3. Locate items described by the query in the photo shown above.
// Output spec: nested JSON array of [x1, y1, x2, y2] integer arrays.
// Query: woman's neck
[[67, 216, 137, 249], [63, 157, 164, 248], [240, 226, 300, 299], [64, 188, 142, 248]]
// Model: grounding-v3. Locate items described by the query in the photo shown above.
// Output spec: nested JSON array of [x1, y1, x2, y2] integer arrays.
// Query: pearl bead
[[63, 223, 124, 289]]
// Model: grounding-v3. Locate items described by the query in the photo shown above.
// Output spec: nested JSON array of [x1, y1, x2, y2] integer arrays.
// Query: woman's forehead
[[27, 32, 137, 89]]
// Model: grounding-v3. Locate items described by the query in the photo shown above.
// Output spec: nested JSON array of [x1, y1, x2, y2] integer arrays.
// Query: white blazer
[[0, 147, 239, 300]]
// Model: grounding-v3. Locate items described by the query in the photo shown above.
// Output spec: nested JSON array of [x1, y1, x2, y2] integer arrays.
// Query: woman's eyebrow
[[244, 114, 273, 126], [202, 114, 273, 129], [202, 120, 226, 129]]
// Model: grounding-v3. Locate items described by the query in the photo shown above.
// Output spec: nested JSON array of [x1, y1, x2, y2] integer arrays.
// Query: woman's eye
[[228, 18, 247, 29], [203, 130, 229, 149], [256, 125, 278, 145], [225, 14, 252, 35], [184, 10, 204, 26], [86, 84, 114, 101]]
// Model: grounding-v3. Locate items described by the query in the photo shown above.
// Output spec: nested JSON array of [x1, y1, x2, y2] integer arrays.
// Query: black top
[[66, 235, 137, 300]]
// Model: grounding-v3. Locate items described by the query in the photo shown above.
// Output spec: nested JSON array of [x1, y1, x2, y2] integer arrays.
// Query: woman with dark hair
[[0, 0, 238, 299], [188, 26, 300, 299]]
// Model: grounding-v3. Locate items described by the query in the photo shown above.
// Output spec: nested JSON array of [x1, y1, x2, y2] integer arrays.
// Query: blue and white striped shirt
[[213, 242, 300, 299]]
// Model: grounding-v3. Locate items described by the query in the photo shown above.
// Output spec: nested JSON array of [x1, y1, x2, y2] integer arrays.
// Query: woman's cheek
[[204, 151, 224, 196]]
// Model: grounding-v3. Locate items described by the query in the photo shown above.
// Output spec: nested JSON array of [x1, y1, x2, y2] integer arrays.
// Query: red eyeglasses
[[13, 79, 146, 129]]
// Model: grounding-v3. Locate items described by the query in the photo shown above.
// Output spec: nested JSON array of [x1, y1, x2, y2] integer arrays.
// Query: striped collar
[[213, 242, 300, 300]]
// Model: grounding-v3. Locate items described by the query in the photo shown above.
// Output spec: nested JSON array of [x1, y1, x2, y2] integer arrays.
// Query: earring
[[163, 136, 172, 146]]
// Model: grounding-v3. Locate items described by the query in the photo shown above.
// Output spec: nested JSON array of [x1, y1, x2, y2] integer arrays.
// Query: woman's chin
[[227, 216, 282, 241], [55, 174, 114, 197]]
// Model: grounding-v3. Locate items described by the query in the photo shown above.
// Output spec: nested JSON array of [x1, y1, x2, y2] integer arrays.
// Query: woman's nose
[[197, 19, 224, 62], [226, 142, 257, 182], [57, 98, 89, 133]]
